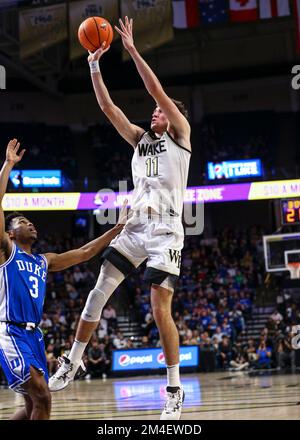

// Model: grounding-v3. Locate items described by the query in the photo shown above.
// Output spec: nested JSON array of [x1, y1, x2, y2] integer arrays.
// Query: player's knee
[[81, 262, 125, 322], [152, 304, 172, 324], [81, 288, 106, 322]]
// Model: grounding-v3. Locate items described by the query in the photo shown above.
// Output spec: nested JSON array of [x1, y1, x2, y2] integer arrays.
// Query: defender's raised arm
[[0, 139, 25, 261]]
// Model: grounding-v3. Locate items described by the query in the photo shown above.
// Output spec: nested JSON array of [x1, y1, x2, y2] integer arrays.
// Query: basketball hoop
[[287, 262, 300, 279]]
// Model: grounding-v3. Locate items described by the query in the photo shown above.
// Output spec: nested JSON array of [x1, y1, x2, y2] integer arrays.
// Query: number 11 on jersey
[[146, 157, 159, 177]]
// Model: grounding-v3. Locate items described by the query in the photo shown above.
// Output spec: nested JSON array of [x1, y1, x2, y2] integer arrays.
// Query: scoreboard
[[281, 199, 300, 225]]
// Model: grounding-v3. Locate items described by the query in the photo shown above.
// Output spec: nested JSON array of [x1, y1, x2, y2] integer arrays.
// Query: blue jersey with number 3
[[0, 242, 48, 324]]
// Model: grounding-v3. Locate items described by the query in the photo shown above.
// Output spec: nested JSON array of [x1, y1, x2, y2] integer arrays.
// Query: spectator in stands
[[126, 338, 135, 349], [103, 304, 118, 333], [220, 317, 234, 340], [87, 341, 110, 379], [255, 340, 272, 369], [142, 307, 155, 336], [270, 309, 284, 327], [275, 332, 295, 370], [46, 343, 58, 376], [218, 335, 232, 369], [40, 313, 52, 330], [112, 331, 127, 349], [244, 338, 257, 366], [140, 335, 149, 348], [230, 341, 249, 371], [73, 266, 85, 288], [211, 326, 225, 343], [97, 318, 108, 340]]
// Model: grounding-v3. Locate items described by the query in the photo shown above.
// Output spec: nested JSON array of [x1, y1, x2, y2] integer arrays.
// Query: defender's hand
[[114, 16, 134, 52], [116, 199, 129, 227], [6, 139, 25, 166]]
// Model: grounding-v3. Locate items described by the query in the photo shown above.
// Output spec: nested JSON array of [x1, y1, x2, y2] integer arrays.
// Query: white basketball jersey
[[131, 131, 191, 217]]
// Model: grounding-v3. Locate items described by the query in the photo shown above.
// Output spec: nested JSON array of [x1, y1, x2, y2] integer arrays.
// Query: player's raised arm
[[45, 199, 128, 272], [88, 45, 144, 148], [0, 139, 25, 258], [115, 17, 190, 145]]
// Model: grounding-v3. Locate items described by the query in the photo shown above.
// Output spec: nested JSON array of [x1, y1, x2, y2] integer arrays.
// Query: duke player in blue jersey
[[0, 139, 127, 419]]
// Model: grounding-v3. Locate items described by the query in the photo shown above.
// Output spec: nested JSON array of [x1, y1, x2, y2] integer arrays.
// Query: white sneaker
[[49, 356, 86, 392], [160, 386, 185, 420]]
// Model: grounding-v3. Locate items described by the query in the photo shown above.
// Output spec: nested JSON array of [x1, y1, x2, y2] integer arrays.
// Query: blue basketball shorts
[[0, 323, 48, 394]]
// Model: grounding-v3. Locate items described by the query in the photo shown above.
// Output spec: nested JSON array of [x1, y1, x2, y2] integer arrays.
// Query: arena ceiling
[[0, 1, 297, 97]]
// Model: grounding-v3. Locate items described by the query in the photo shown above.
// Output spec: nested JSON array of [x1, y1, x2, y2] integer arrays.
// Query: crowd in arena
[[1, 225, 298, 386]]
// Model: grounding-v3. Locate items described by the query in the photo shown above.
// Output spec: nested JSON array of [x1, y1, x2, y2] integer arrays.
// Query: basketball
[[78, 17, 113, 52]]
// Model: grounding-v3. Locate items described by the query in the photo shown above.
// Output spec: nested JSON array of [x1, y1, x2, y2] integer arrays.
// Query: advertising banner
[[112, 346, 199, 372]]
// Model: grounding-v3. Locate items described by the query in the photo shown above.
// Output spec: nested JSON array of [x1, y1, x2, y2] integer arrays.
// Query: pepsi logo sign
[[119, 354, 130, 367], [157, 352, 165, 364]]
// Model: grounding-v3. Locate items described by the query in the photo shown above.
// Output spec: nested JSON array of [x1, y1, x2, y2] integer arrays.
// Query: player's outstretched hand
[[6, 139, 25, 166], [87, 42, 110, 63], [115, 16, 134, 52], [116, 199, 129, 227]]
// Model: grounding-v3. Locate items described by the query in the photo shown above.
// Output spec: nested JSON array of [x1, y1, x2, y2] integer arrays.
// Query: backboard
[[263, 233, 300, 273]]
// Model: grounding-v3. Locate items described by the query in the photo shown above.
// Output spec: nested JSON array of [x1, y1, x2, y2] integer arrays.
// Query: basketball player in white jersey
[[49, 17, 191, 420]]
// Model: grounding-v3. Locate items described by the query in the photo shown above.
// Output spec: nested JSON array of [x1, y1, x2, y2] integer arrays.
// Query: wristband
[[89, 60, 100, 74]]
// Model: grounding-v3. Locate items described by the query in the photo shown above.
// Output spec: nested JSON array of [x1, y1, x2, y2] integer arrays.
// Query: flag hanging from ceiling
[[259, 0, 290, 19], [199, 0, 228, 25], [172, 0, 200, 28], [229, 0, 258, 22]]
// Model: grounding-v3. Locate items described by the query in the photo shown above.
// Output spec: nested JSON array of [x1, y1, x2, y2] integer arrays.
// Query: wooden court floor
[[0, 371, 299, 420]]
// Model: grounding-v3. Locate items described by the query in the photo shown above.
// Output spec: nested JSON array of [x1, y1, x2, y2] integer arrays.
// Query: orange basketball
[[78, 16, 113, 52]]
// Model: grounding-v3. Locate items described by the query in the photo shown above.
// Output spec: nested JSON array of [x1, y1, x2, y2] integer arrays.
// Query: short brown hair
[[171, 98, 189, 119]]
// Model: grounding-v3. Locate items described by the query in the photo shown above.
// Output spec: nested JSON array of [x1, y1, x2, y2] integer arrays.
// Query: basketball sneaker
[[160, 386, 185, 420], [48, 356, 86, 392]]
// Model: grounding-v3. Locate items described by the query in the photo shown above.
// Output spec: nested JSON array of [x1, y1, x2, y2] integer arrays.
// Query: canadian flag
[[259, 0, 290, 18], [172, 0, 200, 29], [229, 0, 258, 22]]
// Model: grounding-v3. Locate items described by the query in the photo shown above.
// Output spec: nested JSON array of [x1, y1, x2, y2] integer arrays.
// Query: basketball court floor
[[0, 371, 299, 420]]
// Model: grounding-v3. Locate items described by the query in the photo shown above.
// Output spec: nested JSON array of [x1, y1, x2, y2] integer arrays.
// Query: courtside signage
[[112, 346, 199, 371], [3, 179, 300, 210]]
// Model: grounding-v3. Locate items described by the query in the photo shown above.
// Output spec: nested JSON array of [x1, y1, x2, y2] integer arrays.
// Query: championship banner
[[19, 4, 67, 59], [69, 0, 118, 59], [120, 0, 174, 60]]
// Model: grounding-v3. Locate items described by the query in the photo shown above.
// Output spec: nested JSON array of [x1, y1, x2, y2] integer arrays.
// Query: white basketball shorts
[[103, 212, 184, 280]]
